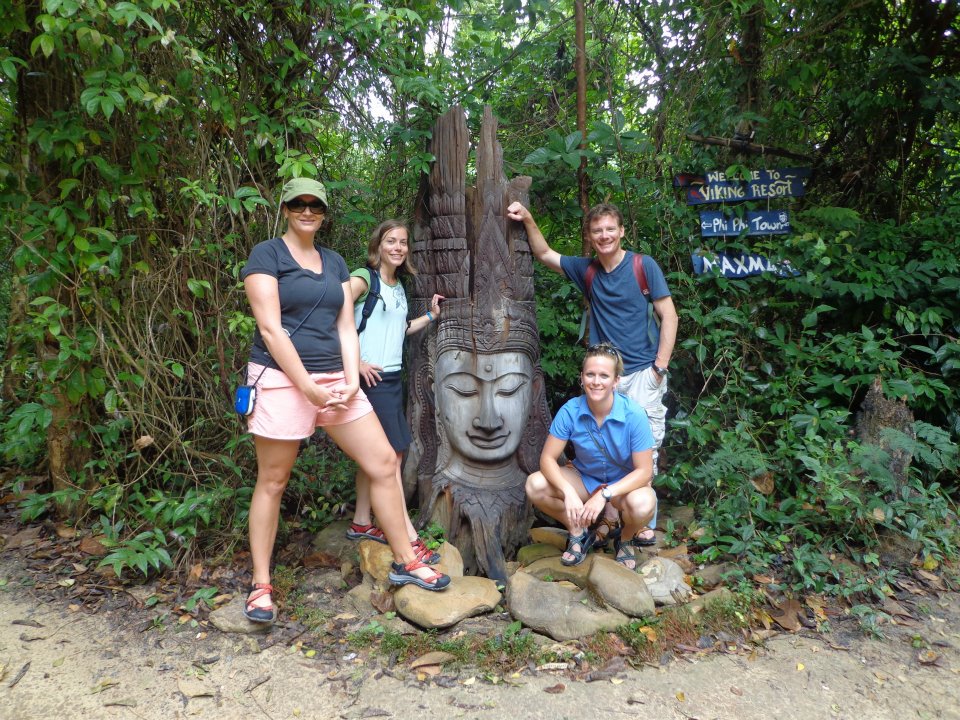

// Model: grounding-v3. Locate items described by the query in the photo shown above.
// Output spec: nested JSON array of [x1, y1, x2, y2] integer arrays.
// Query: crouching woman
[[525, 342, 656, 570]]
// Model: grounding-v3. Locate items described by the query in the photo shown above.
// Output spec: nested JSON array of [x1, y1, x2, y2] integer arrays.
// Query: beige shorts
[[246, 364, 372, 440]]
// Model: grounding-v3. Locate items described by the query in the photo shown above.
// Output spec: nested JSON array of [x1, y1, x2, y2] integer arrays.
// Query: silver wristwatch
[[601, 486, 613, 501]]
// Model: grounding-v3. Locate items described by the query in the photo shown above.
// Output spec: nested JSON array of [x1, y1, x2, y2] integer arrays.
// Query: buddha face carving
[[435, 349, 533, 465]]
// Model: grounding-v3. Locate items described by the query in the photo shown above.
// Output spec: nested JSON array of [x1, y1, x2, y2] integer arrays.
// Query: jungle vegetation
[[1, 0, 957, 598]]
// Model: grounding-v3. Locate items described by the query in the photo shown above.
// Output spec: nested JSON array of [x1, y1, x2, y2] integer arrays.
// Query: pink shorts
[[246, 364, 373, 440]]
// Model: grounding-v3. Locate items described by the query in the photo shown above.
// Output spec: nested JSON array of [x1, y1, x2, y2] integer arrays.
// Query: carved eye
[[445, 384, 478, 398], [496, 381, 527, 398]]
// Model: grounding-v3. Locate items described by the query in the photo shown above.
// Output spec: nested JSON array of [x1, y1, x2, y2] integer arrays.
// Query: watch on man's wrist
[[653, 364, 669, 377], [600, 486, 613, 501]]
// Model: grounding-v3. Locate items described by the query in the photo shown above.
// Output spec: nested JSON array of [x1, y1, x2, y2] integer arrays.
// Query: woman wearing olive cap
[[239, 179, 450, 622]]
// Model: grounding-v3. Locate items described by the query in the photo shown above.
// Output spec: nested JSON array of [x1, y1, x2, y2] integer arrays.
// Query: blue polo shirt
[[560, 251, 671, 374], [549, 392, 653, 492]]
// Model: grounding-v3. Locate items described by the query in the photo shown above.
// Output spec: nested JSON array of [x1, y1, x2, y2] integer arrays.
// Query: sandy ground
[[2, 550, 959, 720]]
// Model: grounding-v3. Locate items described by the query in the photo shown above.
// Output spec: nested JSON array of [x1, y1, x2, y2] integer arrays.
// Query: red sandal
[[345, 522, 388, 544], [388, 559, 450, 591], [412, 537, 440, 565], [243, 582, 276, 623]]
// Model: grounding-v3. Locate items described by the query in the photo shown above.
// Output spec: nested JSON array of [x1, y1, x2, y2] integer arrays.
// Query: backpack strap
[[584, 259, 600, 302], [581, 253, 659, 348], [356, 264, 382, 334], [633, 254, 650, 296]]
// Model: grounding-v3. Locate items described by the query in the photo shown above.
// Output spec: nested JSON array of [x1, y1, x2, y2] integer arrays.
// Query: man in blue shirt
[[507, 201, 679, 544]]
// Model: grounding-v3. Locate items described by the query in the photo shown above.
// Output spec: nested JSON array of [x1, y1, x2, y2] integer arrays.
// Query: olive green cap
[[280, 178, 328, 208]]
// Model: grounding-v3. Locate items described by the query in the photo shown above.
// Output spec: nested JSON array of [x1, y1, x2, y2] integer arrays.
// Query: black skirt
[[361, 370, 411, 453]]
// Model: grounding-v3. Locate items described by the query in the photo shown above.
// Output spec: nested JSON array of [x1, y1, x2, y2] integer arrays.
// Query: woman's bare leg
[[326, 415, 435, 579], [353, 451, 417, 540], [249, 436, 301, 595]]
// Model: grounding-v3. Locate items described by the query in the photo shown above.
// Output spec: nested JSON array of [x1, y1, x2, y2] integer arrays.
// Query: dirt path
[[2, 548, 959, 720]]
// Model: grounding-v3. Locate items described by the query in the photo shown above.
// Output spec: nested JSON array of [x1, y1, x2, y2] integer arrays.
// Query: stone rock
[[208, 596, 272, 634], [297, 569, 346, 614], [638, 557, 692, 606], [313, 520, 361, 562], [345, 580, 378, 617], [523, 555, 593, 585], [434, 541, 464, 578], [506, 571, 629, 641], [358, 541, 394, 586], [516, 543, 561, 565], [695, 562, 734, 589], [505, 561, 520, 577], [394, 576, 502, 629], [688, 587, 735, 614], [662, 505, 695, 528], [587, 556, 656, 618], [528, 526, 568, 550]]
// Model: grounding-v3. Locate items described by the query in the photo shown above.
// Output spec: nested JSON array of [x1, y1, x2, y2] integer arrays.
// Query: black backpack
[[356, 264, 382, 334]]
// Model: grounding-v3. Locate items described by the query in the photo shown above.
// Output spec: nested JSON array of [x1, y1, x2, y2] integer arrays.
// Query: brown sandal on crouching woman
[[243, 582, 277, 623]]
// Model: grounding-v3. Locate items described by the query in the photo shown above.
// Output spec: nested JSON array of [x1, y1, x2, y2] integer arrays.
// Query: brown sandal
[[590, 516, 621, 551]]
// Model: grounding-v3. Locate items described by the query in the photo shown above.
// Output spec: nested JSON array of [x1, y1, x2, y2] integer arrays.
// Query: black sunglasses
[[587, 342, 622, 360], [286, 198, 326, 213]]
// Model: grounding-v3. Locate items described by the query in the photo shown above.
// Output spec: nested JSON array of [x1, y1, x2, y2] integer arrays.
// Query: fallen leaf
[[6, 527, 42, 550], [659, 544, 688, 559], [750, 472, 774, 495], [370, 591, 395, 614], [55, 525, 77, 539], [103, 699, 137, 708], [917, 649, 940, 665], [676, 691, 686, 702], [638, 626, 658, 643], [187, 563, 202, 583], [610, 677, 624, 685], [462, 677, 475, 686], [89, 678, 119, 694], [922, 556, 939, 571], [797, 663, 805, 671], [79, 536, 109, 557], [302, 551, 339, 569], [770, 598, 804, 632], [71, 563, 88, 575], [58, 578, 75, 588], [410, 651, 456, 669], [544, 683, 565, 694], [133, 435, 154, 450], [730, 686, 743, 696], [753, 574, 775, 584], [871, 507, 885, 522], [52, 657, 65, 667]]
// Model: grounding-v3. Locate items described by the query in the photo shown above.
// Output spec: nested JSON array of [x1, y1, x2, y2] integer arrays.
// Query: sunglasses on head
[[286, 198, 326, 213], [587, 342, 622, 360]]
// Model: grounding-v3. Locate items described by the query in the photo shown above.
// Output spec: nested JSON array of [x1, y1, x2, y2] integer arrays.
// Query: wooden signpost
[[699, 210, 791, 237], [676, 166, 810, 280], [691, 250, 800, 279]]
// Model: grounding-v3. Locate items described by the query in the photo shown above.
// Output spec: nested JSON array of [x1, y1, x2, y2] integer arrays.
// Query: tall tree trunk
[[574, 0, 590, 257]]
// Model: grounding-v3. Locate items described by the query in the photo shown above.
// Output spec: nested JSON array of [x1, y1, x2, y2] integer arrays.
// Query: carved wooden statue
[[405, 106, 552, 581]]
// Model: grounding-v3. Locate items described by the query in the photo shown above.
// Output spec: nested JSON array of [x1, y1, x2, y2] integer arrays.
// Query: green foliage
[[0, 0, 956, 602]]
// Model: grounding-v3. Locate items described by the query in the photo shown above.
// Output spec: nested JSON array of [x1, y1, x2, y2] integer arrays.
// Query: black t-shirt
[[240, 237, 350, 373]]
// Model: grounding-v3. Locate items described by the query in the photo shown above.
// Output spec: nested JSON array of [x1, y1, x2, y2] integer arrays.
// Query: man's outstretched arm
[[506, 201, 563, 274]]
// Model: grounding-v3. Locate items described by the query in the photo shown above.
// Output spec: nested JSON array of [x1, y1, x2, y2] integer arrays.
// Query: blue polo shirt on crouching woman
[[548, 392, 654, 493]]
